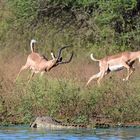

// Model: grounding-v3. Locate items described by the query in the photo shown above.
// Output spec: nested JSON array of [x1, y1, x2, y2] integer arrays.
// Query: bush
[[6, 0, 140, 51]]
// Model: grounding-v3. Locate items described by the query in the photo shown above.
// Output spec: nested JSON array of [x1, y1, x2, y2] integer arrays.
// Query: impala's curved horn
[[58, 51, 74, 64], [57, 45, 72, 60]]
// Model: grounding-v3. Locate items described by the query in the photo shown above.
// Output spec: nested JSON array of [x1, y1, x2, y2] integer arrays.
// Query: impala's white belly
[[109, 65, 124, 71]]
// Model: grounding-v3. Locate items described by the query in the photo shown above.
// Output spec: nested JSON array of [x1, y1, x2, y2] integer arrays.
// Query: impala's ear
[[51, 51, 56, 60]]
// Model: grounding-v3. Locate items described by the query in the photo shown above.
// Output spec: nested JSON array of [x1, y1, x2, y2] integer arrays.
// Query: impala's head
[[47, 45, 73, 71]]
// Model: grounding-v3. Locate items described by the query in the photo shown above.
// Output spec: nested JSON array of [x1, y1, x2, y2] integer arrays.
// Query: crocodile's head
[[30, 116, 61, 128]]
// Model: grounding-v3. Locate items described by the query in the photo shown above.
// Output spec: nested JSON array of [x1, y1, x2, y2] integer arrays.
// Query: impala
[[15, 39, 73, 82], [86, 51, 140, 86]]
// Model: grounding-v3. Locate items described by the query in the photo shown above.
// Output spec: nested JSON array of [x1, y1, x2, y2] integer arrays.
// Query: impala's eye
[[58, 57, 62, 62]]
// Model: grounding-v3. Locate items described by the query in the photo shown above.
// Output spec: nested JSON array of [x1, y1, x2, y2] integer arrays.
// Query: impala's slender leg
[[15, 64, 29, 82], [121, 62, 131, 81], [97, 64, 108, 86], [86, 64, 108, 86], [125, 67, 135, 81], [28, 71, 35, 83], [97, 71, 106, 86], [86, 72, 102, 86], [125, 61, 135, 80]]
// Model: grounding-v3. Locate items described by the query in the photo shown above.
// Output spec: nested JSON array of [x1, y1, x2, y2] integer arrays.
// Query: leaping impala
[[15, 39, 73, 82], [86, 51, 140, 86]]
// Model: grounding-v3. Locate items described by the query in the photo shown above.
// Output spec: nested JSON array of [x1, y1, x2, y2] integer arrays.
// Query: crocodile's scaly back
[[30, 116, 87, 129]]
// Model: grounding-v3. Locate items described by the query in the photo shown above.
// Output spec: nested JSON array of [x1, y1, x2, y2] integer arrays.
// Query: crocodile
[[30, 116, 87, 129]]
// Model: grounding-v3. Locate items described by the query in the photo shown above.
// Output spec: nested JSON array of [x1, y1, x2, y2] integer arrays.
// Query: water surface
[[0, 126, 140, 140]]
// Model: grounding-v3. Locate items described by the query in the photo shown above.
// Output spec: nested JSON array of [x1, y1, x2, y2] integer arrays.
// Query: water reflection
[[0, 126, 140, 140]]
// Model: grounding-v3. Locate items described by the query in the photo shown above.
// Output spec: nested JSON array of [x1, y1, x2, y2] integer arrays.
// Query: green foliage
[[45, 79, 81, 119], [18, 96, 33, 123], [14, 78, 48, 123], [5, 0, 139, 54], [93, 0, 138, 47], [8, 0, 38, 25], [47, 0, 95, 6], [0, 74, 140, 125]]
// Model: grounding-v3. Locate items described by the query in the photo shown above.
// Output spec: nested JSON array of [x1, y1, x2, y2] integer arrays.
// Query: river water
[[0, 126, 140, 140]]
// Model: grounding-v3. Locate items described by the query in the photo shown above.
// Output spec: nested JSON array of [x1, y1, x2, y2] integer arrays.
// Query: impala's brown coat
[[86, 51, 140, 86], [15, 39, 73, 82]]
